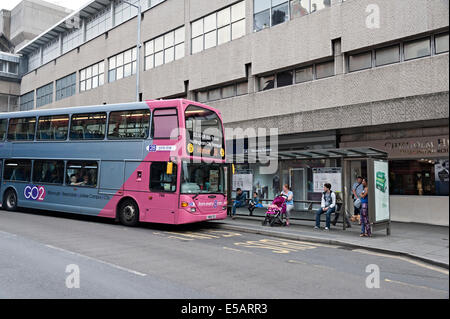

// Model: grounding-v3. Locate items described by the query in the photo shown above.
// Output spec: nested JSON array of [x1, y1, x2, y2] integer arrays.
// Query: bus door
[[147, 161, 178, 223]]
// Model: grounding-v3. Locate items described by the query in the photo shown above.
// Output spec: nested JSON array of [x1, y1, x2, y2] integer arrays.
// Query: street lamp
[[123, 0, 142, 102]]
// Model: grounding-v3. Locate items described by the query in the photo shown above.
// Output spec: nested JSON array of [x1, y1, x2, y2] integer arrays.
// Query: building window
[[434, 33, 449, 54], [33, 160, 65, 185], [70, 113, 107, 140], [107, 109, 150, 139], [390, 159, 448, 196], [28, 50, 41, 71], [56, 73, 76, 101], [36, 83, 53, 108], [145, 27, 185, 70], [295, 65, 313, 83], [42, 38, 59, 65], [348, 51, 372, 72], [191, 1, 245, 54], [315, 60, 334, 79], [108, 48, 136, 82], [375, 44, 400, 67], [276, 70, 293, 87], [37, 115, 69, 140], [86, 7, 111, 41], [0, 60, 18, 74], [290, 0, 311, 19], [66, 161, 98, 187], [62, 27, 82, 53], [151, 108, 178, 139], [80, 61, 105, 92], [7, 117, 36, 141], [259, 74, 276, 91], [20, 91, 34, 111], [114, 0, 139, 26], [196, 82, 248, 102], [271, 1, 289, 27], [404, 37, 431, 61], [3, 159, 32, 182]]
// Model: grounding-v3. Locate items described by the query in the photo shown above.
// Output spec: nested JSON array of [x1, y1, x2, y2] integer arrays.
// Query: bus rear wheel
[[3, 189, 18, 211], [118, 199, 139, 227]]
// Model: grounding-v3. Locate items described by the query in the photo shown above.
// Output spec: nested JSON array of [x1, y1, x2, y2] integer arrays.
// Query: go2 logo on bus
[[24, 185, 46, 201]]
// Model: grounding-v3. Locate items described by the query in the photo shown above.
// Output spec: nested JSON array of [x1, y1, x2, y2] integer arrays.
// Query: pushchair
[[262, 195, 287, 227]]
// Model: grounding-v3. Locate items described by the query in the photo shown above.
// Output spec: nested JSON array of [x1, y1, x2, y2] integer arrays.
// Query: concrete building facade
[[6, 0, 450, 225], [0, 0, 72, 112]]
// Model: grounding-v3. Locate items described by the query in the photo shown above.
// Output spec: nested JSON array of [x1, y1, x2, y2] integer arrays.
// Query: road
[[0, 208, 448, 299]]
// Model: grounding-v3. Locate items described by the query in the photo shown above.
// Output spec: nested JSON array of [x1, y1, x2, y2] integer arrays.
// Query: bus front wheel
[[118, 199, 139, 227], [3, 189, 18, 211]]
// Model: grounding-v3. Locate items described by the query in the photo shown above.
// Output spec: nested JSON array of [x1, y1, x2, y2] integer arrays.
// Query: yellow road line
[[384, 278, 448, 294]]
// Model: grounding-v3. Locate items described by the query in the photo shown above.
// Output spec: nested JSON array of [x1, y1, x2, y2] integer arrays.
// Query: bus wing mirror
[[166, 162, 174, 175]]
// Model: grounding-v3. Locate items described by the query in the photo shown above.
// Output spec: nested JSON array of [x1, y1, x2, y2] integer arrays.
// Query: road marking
[[45, 244, 147, 277], [223, 246, 253, 254], [163, 230, 242, 241], [234, 238, 318, 254], [384, 278, 448, 293], [352, 249, 449, 275]]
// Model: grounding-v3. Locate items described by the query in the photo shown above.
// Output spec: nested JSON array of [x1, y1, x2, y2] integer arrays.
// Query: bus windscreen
[[185, 105, 224, 159]]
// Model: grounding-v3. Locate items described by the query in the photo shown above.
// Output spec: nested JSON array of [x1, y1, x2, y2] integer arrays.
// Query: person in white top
[[314, 183, 336, 231]]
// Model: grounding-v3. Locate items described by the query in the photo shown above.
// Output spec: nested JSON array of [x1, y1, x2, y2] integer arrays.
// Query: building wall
[[10, 0, 72, 50], [391, 195, 449, 226]]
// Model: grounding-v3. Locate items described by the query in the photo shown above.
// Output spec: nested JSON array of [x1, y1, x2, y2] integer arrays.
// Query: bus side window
[[3, 159, 31, 182], [150, 162, 177, 192], [65, 161, 98, 187], [0, 119, 7, 140], [151, 108, 178, 139]]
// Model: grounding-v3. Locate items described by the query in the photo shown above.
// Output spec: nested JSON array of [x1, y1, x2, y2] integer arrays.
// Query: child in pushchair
[[262, 194, 287, 226]]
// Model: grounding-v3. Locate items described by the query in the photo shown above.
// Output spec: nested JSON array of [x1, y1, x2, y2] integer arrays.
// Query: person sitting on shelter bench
[[231, 188, 247, 219], [314, 183, 336, 231]]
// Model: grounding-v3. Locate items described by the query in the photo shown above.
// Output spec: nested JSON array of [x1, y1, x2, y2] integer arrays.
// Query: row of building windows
[[0, 94, 19, 113], [348, 33, 449, 73], [191, 1, 246, 54], [258, 59, 334, 91], [27, 0, 168, 72], [3, 159, 98, 188], [0, 60, 19, 75], [0, 109, 152, 141], [80, 61, 105, 92], [145, 27, 185, 70], [56, 73, 77, 102], [254, 0, 331, 31], [196, 82, 248, 103]]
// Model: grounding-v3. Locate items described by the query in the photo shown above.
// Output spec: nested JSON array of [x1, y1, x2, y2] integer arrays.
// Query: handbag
[[354, 198, 361, 209]]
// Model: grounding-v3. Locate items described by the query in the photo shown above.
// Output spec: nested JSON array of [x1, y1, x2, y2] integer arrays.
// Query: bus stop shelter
[[228, 147, 392, 235]]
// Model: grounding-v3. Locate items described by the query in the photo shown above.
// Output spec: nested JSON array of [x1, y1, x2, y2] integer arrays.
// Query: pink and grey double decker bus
[[0, 99, 228, 226]]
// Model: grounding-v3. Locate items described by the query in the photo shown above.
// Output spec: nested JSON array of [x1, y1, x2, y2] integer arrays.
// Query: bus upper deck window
[[151, 108, 178, 139]]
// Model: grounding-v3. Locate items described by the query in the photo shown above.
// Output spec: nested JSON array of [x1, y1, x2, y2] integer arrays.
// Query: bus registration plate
[[207, 214, 216, 220]]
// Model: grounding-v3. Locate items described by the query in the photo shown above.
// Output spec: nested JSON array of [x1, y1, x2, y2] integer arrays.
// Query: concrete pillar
[[110, 1, 115, 29], [333, 38, 344, 75]]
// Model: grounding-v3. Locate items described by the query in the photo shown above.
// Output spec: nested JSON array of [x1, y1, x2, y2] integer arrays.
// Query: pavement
[[0, 208, 448, 298], [211, 208, 450, 268]]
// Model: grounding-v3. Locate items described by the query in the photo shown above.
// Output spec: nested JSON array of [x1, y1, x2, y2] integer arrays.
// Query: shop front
[[340, 134, 449, 226]]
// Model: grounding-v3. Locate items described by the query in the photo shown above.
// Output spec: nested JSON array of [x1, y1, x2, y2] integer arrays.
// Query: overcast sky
[[0, 0, 90, 11]]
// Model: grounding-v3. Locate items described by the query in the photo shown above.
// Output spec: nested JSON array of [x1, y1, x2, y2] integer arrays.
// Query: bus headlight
[[181, 202, 189, 207]]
